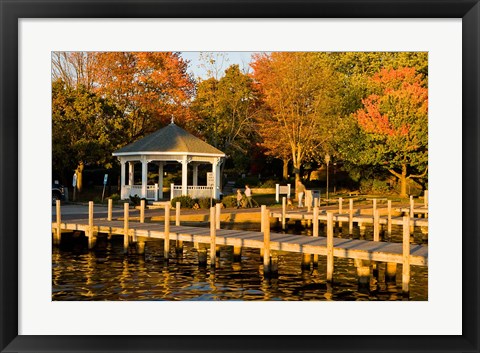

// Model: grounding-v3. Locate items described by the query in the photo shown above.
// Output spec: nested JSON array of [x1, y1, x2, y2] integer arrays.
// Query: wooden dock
[[52, 200, 428, 295], [270, 196, 428, 234], [52, 218, 428, 266]]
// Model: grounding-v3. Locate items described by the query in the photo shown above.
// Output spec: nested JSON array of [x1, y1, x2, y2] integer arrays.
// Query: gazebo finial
[[170, 115, 175, 124]]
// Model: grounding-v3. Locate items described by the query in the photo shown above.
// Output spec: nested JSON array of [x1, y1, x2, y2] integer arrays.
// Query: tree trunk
[[282, 158, 289, 180], [399, 164, 407, 198]]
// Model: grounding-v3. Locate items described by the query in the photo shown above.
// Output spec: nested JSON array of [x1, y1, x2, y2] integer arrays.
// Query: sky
[[179, 52, 263, 80]]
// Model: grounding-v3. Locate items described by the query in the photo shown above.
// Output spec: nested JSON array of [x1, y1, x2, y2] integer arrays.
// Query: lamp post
[[325, 154, 330, 205]]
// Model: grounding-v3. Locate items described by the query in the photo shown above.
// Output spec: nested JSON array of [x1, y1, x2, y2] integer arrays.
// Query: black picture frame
[[1, 1, 478, 352]]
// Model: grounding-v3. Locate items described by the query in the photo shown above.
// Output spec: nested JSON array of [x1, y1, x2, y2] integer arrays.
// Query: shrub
[[196, 197, 217, 209], [359, 179, 390, 194], [171, 195, 195, 209], [129, 194, 142, 206], [110, 193, 120, 201], [260, 179, 277, 188], [222, 194, 237, 208]]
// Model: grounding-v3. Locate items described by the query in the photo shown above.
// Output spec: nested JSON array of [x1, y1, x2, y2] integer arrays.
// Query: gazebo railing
[[170, 185, 214, 200], [124, 184, 159, 201]]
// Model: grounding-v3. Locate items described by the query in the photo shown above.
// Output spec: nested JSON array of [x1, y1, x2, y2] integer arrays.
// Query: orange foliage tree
[[93, 52, 195, 140], [345, 67, 428, 197], [251, 52, 339, 184]]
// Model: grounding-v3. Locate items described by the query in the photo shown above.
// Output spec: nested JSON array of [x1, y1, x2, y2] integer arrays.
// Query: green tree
[[52, 80, 126, 189], [190, 64, 261, 174]]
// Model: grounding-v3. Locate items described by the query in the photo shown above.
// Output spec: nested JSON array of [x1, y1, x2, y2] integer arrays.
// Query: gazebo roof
[[113, 123, 225, 157]]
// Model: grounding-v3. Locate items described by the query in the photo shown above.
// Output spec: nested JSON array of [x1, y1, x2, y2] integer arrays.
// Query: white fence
[[124, 184, 159, 201], [170, 184, 214, 200]]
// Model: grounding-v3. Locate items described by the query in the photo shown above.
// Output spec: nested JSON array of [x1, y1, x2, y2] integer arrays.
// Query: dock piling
[[402, 216, 411, 296], [164, 203, 171, 260], [281, 197, 286, 230], [54, 200, 61, 245], [107, 198, 112, 221], [387, 200, 392, 237], [373, 209, 380, 242], [140, 199, 145, 223], [215, 203, 221, 230], [349, 199, 353, 235], [123, 203, 129, 254], [338, 197, 343, 229], [210, 207, 216, 268], [326, 212, 334, 282], [175, 201, 181, 226], [263, 207, 271, 276], [88, 201, 96, 249], [261, 205, 266, 233], [313, 206, 319, 267]]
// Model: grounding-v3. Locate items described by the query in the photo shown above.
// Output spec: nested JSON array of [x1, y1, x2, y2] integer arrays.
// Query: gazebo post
[[120, 159, 126, 199], [181, 156, 188, 196], [128, 161, 134, 187], [192, 163, 198, 186], [158, 162, 164, 200], [141, 157, 148, 199]]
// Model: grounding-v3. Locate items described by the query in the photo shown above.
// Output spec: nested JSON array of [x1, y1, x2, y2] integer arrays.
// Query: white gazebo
[[112, 122, 225, 201]]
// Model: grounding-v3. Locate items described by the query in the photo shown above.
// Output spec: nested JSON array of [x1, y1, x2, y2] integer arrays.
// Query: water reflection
[[52, 224, 428, 301]]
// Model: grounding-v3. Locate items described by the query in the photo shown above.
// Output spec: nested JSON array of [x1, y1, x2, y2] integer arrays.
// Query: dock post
[[138, 240, 146, 255], [107, 198, 112, 221], [215, 203, 221, 230], [373, 209, 380, 242], [123, 203, 129, 254], [424, 190, 428, 207], [175, 201, 183, 254], [263, 207, 271, 277], [409, 196, 415, 234], [88, 201, 96, 249], [302, 253, 312, 270], [387, 200, 392, 238], [233, 246, 242, 262], [164, 203, 170, 260], [140, 199, 145, 223], [175, 201, 181, 226], [261, 205, 266, 232], [338, 197, 343, 229], [312, 206, 319, 267], [326, 212, 334, 282], [348, 199, 354, 235], [373, 198, 377, 216], [54, 200, 61, 245], [210, 207, 216, 268], [355, 259, 371, 292], [402, 216, 411, 296], [359, 222, 366, 237], [386, 262, 397, 289], [282, 197, 286, 230]]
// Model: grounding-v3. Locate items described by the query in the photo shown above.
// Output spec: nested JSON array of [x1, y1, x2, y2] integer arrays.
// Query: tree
[[251, 52, 340, 184], [93, 52, 195, 139], [52, 80, 126, 189], [52, 52, 97, 90], [190, 64, 261, 174], [339, 67, 428, 197]]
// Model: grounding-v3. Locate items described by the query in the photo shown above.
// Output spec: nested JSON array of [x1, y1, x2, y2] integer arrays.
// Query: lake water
[[52, 223, 428, 301]]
